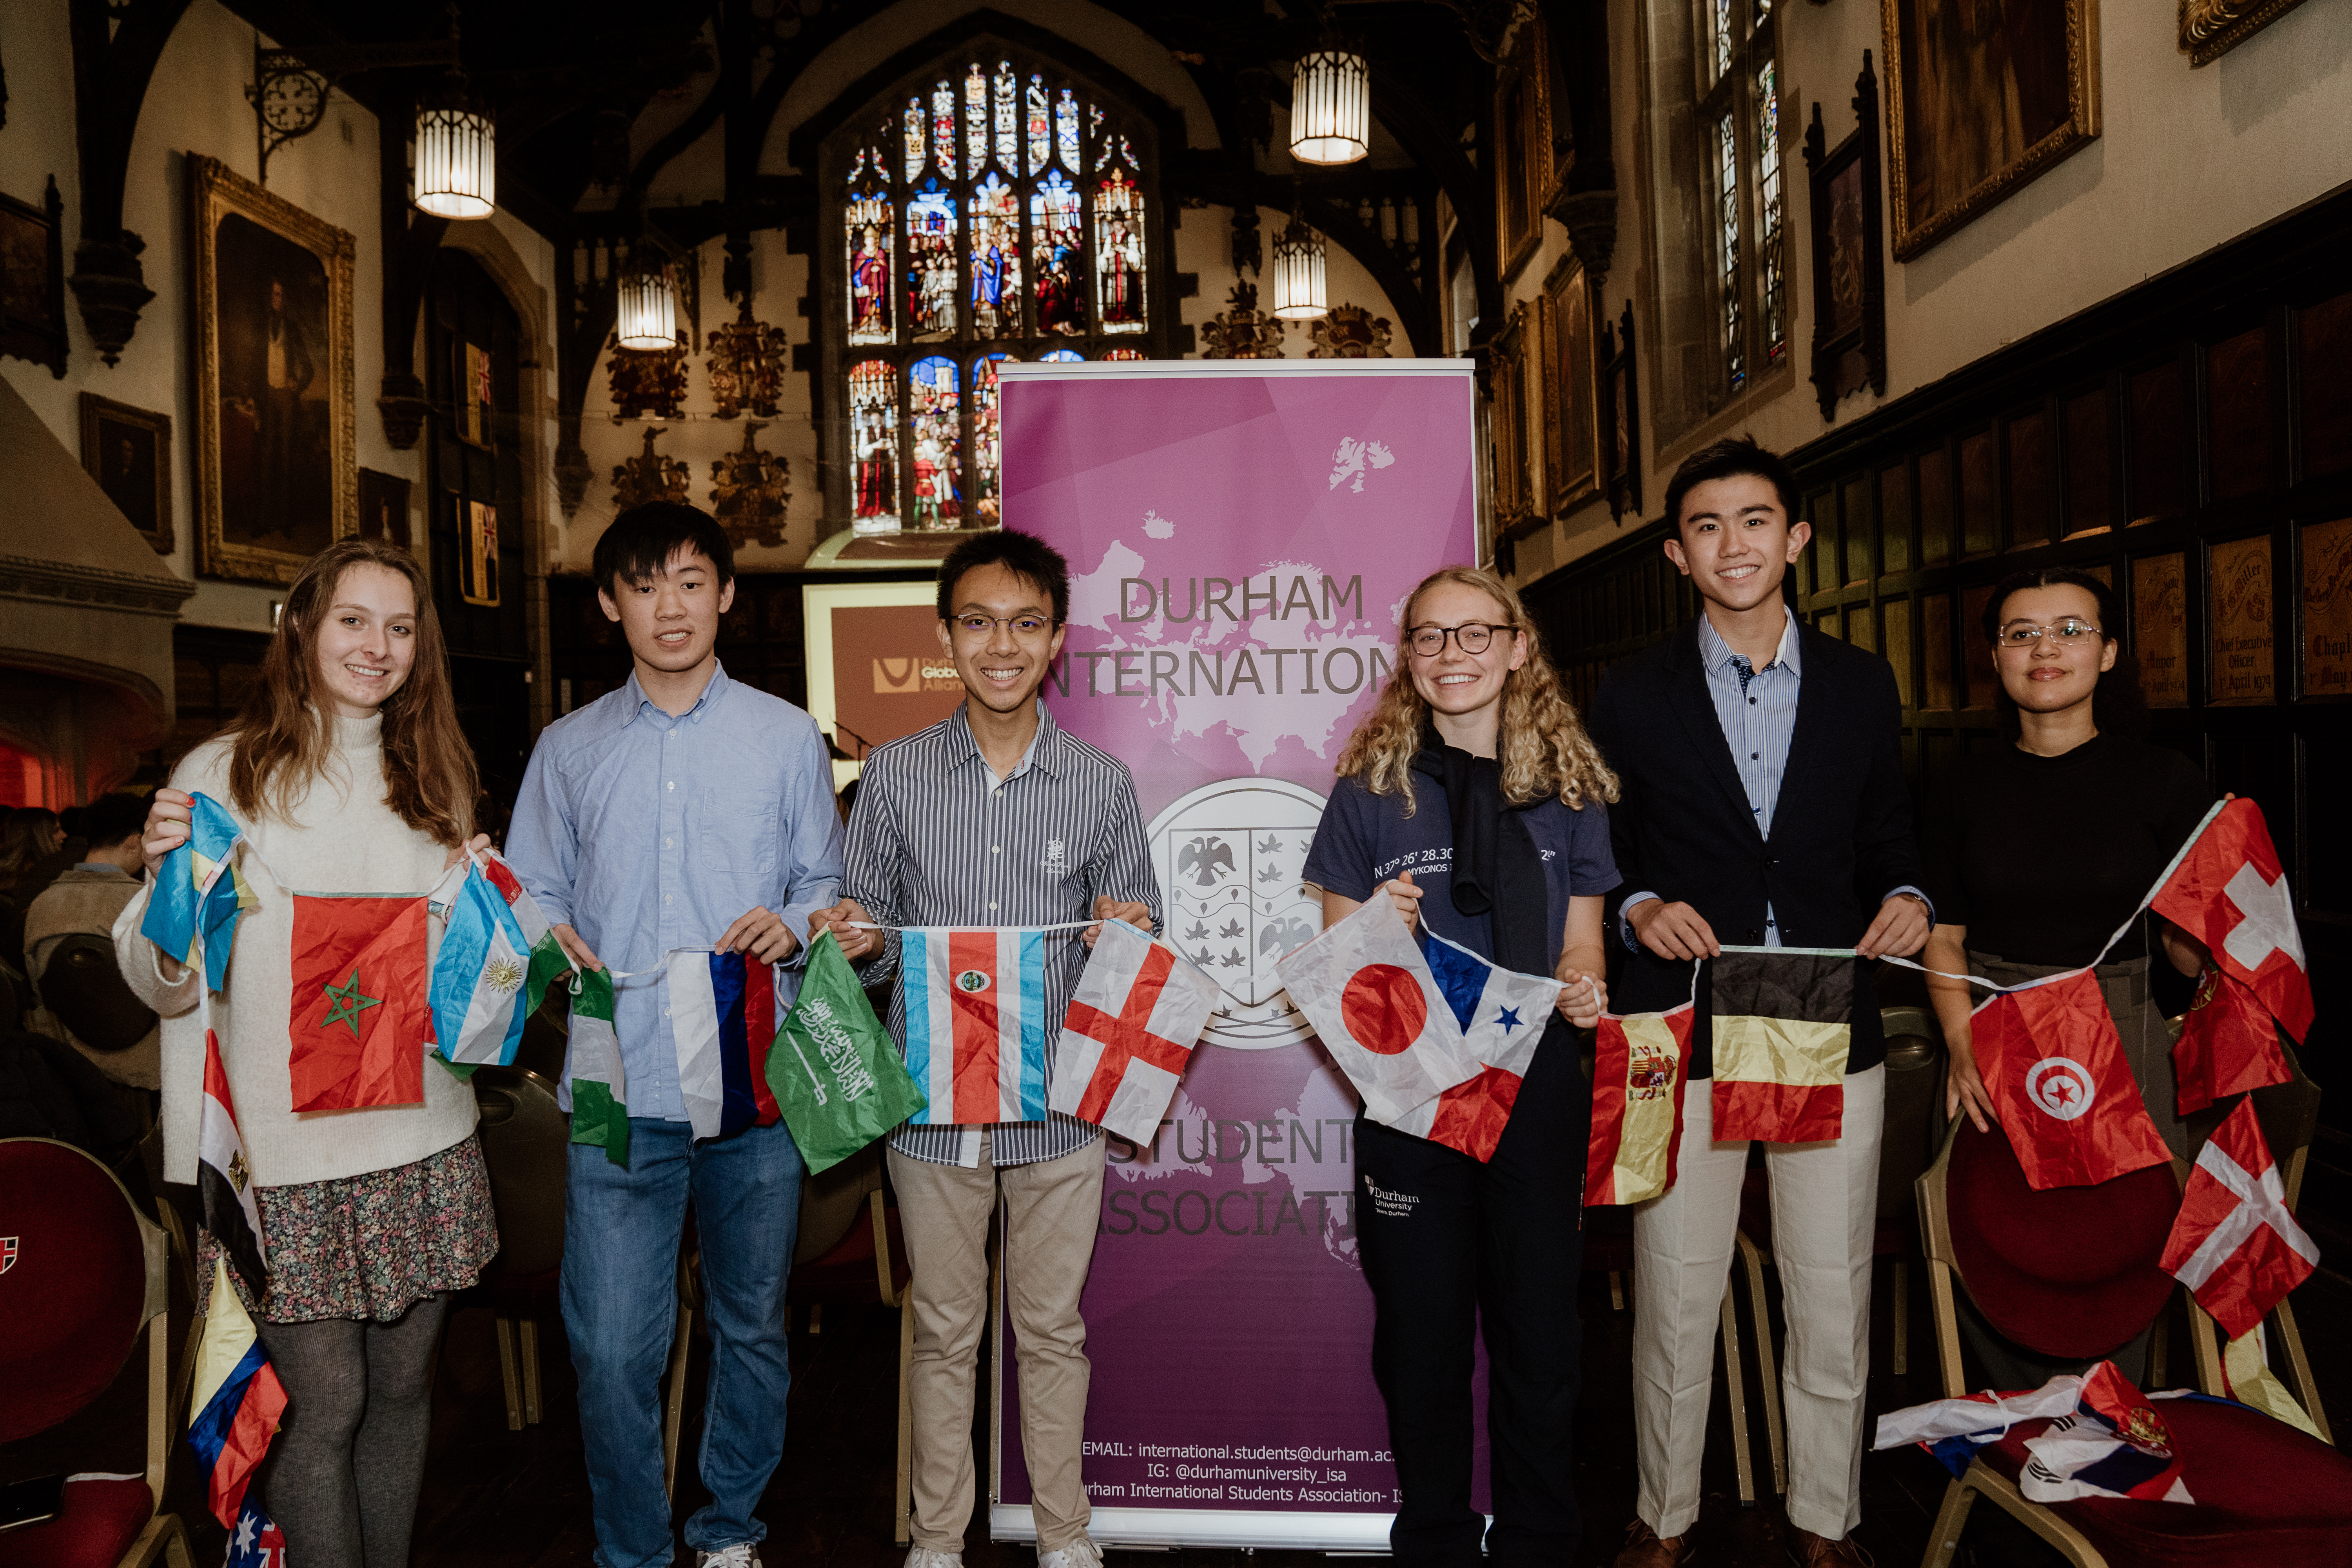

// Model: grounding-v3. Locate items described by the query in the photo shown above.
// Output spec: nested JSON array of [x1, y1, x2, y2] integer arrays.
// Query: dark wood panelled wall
[[1523, 185, 2352, 1237]]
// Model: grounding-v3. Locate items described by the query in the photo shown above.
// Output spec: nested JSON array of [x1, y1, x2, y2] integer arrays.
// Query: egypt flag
[[430, 853, 569, 1068], [565, 966, 630, 1166], [1969, 967, 2171, 1191], [1275, 893, 1481, 1124], [668, 949, 782, 1142], [1589, 1002, 1697, 1205], [903, 927, 1054, 1125], [1383, 927, 1564, 1161], [287, 895, 433, 1111], [1709, 947, 1854, 1143], [188, 1256, 287, 1528], [2172, 963, 2291, 1116], [199, 1029, 267, 1297], [140, 791, 258, 993], [2160, 1098, 2319, 1340], [1050, 920, 1221, 1144], [2152, 798, 2313, 1041]]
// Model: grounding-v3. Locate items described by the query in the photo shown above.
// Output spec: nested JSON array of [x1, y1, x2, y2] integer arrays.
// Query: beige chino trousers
[[1630, 1065, 1885, 1542], [889, 1131, 1106, 1554]]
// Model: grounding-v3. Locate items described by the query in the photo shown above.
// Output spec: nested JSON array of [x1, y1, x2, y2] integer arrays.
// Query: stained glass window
[[1756, 59, 1786, 368], [1717, 112, 1742, 391], [1039, 348, 1084, 363], [849, 359, 900, 532], [833, 50, 1158, 532], [1698, 0, 1779, 398]]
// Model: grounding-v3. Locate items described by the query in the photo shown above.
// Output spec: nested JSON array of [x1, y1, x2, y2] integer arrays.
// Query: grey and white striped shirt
[[846, 701, 1162, 1167]]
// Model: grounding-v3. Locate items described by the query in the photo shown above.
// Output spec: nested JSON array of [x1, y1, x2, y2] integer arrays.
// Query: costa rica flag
[[904, 927, 1053, 1125], [668, 949, 782, 1142], [2152, 798, 2313, 1041]]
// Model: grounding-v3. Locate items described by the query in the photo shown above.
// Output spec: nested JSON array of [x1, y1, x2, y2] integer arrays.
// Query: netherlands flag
[[668, 949, 782, 1142], [903, 928, 1052, 1125], [188, 1256, 287, 1528], [199, 1028, 267, 1297]]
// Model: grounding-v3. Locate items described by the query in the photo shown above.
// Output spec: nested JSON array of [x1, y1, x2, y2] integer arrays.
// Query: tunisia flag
[[287, 895, 432, 1111], [1969, 967, 2171, 1191], [2160, 1098, 2319, 1340], [2152, 799, 2313, 1041], [2172, 964, 2291, 1117]]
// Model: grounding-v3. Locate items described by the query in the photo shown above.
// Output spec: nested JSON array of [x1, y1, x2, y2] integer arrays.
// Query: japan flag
[[2152, 799, 2314, 1041], [1274, 890, 1481, 1125]]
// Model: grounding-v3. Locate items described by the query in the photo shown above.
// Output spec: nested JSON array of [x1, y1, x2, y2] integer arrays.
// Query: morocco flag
[[903, 927, 1055, 1125], [1049, 920, 1221, 1145], [2172, 964, 2291, 1117], [1968, 967, 2171, 1190], [2160, 1098, 2319, 1340], [1384, 927, 1564, 1162], [1710, 947, 1853, 1143], [1273, 892, 1481, 1126], [287, 895, 432, 1111], [2152, 799, 2313, 1041], [1588, 1001, 1696, 1205]]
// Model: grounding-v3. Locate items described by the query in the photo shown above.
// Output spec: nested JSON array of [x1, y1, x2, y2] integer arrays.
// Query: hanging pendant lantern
[[413, 103, 496, 219], [1289, 49, 1370, 166], [1270, 216, 1328, 320], [615, 263, 679, 350]]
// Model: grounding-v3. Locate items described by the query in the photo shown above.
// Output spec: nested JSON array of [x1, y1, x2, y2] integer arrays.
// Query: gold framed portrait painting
[[1881, 0, 2100, 260], [1541, 253, 1599, 515], [189, 154, 357, 585], [1493, 16, 1552, 282]]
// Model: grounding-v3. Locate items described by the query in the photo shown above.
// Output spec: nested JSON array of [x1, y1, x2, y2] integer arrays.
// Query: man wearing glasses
[[809, 530, 1159, 1568], [1588, 437, 1929, 1568]]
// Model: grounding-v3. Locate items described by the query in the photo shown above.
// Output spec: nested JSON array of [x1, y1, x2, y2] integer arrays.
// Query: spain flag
[[1709, 947, 1854, 1143]]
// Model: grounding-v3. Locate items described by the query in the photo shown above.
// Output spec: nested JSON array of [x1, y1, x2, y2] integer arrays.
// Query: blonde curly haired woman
[[1300, 564, 1620, 1568]]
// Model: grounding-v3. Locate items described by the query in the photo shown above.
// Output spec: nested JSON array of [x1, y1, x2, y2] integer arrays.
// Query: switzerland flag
[[2160, 1098, 2319, 1339], [2172, 964, 2291, 1117], [1968, 967, 2171, 1191], [287, 895, 433, 1111], [2152, 799, 2313, 1041]]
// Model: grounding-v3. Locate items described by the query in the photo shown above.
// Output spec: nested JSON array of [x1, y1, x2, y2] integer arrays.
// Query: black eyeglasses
[[1407, 622, 1509, 657]]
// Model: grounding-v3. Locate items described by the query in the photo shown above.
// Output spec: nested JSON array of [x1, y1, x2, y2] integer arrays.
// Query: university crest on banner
[[1150, 777, 1326, 1048]]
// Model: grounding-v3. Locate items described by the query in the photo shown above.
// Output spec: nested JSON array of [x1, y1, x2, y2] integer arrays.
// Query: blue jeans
[[563, 1117, 804, 1568]]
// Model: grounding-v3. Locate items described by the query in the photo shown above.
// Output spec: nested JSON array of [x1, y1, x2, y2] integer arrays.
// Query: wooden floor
[[18, 1248, 2351, 1566]]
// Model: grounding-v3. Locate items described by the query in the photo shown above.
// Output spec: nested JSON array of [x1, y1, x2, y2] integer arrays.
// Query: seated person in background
[[26, 792, 159, 1097]]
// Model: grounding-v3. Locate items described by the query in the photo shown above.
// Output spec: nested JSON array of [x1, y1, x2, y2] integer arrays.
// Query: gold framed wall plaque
[[1493, 16, 1551, 281], [188, 154, 356, 585], [2132, 553, 2189, 708], [2207, 534, 2274, 705], [2301, 516, 2352, 699], [1541, 253, 1599, 514]]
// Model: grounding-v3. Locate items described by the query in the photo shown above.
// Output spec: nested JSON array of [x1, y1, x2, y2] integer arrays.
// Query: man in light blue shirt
[[508, 503, 843, 1568]]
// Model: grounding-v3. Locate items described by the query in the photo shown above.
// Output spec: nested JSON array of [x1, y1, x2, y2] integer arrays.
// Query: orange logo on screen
[[873, 657, 961, 694]]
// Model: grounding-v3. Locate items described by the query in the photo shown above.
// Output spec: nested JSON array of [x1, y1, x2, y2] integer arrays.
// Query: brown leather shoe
[[1614, 1519, 1692, 1567], [1787, 1528, 1873, 1567]]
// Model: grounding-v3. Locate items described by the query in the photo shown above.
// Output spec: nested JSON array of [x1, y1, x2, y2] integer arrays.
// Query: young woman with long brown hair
[[114, 537, 498, 1568], [1301, 564, 1620, 1568]]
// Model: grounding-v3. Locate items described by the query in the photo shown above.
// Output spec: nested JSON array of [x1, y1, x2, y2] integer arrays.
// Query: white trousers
[[1630, 1065, 1884, 1541]]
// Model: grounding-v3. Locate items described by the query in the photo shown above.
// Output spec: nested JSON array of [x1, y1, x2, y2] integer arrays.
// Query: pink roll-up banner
[[992, 359, 1482, 1550]]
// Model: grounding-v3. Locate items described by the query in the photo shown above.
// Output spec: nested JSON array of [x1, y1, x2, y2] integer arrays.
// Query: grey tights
[[254, 1293, 449, 1568]]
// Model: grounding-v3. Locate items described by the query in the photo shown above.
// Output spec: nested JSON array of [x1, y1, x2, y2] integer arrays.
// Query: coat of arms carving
[[611, 425, 690, 511], [705, 311, 789, 420], [709, 421, 790, 548], [1200, 280, 1287, 360], [1308, 303, 1392, 359], [606, 332, 688, 422]]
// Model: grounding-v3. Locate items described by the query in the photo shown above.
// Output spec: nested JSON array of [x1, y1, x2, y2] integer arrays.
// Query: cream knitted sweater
[[113, 712, 478, 1189]]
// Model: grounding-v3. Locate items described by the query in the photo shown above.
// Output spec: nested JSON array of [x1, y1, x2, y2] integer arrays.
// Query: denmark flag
[[2160, 1098, 2319, 1340], [1968, 967, 2171, 1190], [1274, 890, 1481, 1125], [1050, 920, 1221, 1144], [2152, 799, 2313, 1041], [2172, 964, 2291, 1117]]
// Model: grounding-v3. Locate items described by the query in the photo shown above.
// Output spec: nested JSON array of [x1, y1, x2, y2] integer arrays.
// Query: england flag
[[1049, 920, 1221, 1144]]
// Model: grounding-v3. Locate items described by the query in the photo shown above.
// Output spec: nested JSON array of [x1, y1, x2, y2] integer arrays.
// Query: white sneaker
[[1038, 1540, 1104, 1568], [904, 1551, 963, 1568], [694, 1548, 759, 1568]]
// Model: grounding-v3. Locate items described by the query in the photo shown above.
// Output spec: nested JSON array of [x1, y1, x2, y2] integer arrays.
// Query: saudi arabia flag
[[566, 966, 629, 1166], [429, 853, 570, 1069]]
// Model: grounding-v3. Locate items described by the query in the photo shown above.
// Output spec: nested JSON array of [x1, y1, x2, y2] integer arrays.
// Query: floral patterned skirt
[[198, 1133, 501, 1324]]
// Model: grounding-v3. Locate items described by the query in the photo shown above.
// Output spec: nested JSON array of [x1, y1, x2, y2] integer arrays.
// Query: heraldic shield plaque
[[1149, 777, 1327, 1049]]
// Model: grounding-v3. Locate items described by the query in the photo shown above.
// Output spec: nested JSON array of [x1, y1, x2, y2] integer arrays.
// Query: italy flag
[[902, 927, 1053, 1125], [429, 851, 569, 1069]]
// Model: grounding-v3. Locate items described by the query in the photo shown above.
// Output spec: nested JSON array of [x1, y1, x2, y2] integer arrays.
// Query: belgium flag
[[1710, 947, 1854, 1143]]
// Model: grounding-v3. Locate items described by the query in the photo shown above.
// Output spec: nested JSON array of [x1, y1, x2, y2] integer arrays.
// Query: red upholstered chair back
[[0, 1136, 169, 1442], [1936, 1117, 2178, 1361]]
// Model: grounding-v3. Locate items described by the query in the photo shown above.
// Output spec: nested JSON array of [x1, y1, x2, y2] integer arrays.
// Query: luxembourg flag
[[429, 851, 569, 1067], [187, 1256, 287, 1529], [667, 949, 782, 1142], [139, 791, 257, 993], [198, 1027, 267, 1298], [903, 927, 1053, 1125], [1385, 928, 1564, 1161]]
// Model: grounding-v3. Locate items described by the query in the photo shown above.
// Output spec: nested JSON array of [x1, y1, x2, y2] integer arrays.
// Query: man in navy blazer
[[1588, 437, 1930, 1568]]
